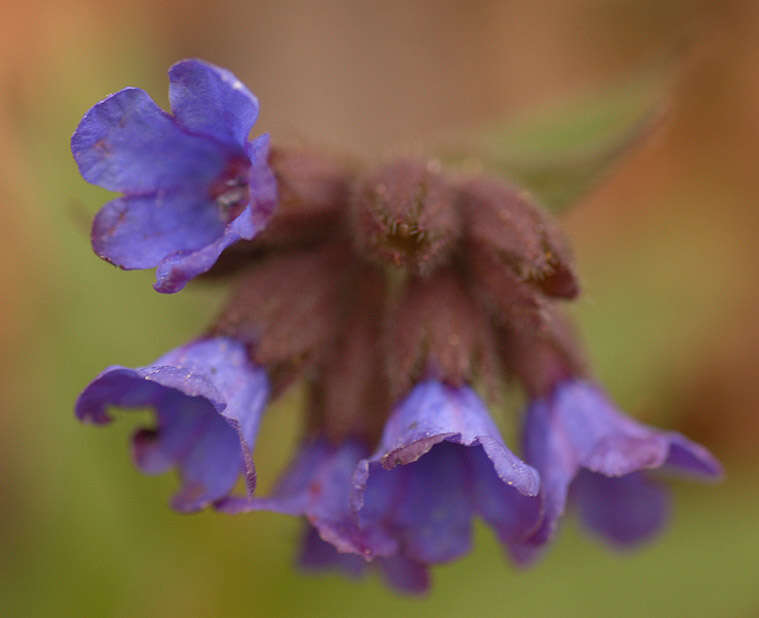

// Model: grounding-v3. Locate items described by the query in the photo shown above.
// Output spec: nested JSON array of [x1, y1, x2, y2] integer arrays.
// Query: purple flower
[[71, 59, 277, 293], [75, 337, 269, 512], [520, 379, 722, 555], [352, 380, 542, 564], [218, 436, 430, 592], [218, 438, 400, 557]]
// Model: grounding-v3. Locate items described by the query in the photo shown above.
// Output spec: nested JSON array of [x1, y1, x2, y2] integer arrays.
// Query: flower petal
[[152, 135, 277, 293], [217, 439, 398, 558], [520, 396, 577, 547], [298, 524, 429, 595], [75, 365, 223, 425], [298, 525, 367, 578], [664, 433, 724, 479], [170, 409, 245, 512], [217, 439, 334, 516], [245, 133, 279, 225], [356, 380, 539, 498], [574, 470, 670, 546], [377, 553, 430, 595], [550, 381, 670, 476], [163, 338, 269, 450], [384, 442, 474, 564], [153, 205, 258, 293], [467, 445, 542, 550], [91, 191, 226, 271], [169, 59, 259, 146], [131, 395, 221, 474], [72, 87, 230, 193]]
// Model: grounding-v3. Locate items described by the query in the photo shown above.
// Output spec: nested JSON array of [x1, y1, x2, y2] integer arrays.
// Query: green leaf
[[439, 74, 667, 213]]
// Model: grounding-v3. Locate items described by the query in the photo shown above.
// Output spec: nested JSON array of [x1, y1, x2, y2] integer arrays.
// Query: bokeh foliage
[[440, 73, 665, 212]]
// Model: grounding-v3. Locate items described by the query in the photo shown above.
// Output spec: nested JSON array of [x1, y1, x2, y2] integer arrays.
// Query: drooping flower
[[75, 337, 269, 511], [352, 380, 542, 564], [518, 379, 722, 556], [217, 436, 430, 593], [71, 59, 277, 293], [218, 438, 397, 556]]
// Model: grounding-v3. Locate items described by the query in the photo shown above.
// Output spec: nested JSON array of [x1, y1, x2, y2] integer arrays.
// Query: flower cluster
[[73, 59, 722, 593]]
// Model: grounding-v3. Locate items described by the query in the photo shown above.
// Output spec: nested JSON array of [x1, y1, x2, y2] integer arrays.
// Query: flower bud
[[458, 177, 579, 298], [351, 159, 458, 274], [386, 270, 498, 399], [468, 243, 547, 331]]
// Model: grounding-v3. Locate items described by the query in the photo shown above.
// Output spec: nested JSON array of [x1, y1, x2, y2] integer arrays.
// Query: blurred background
[[1, 1, 758, 616]]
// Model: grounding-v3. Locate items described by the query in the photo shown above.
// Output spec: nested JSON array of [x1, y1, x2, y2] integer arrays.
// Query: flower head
[[519, 379, 722, 556], [75, 337, 269, 511], [71, 68, 723, 592], [72, 59, 277, 292]]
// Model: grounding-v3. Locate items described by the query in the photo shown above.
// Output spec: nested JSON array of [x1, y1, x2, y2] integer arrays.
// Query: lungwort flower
[[501, 317, 723, 561], [76, 337, 269, 511], [520, 379, 722, 553], [73, 60, 722, 593], [72, 59, 277, 292], [351, 380, 541, 565]]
